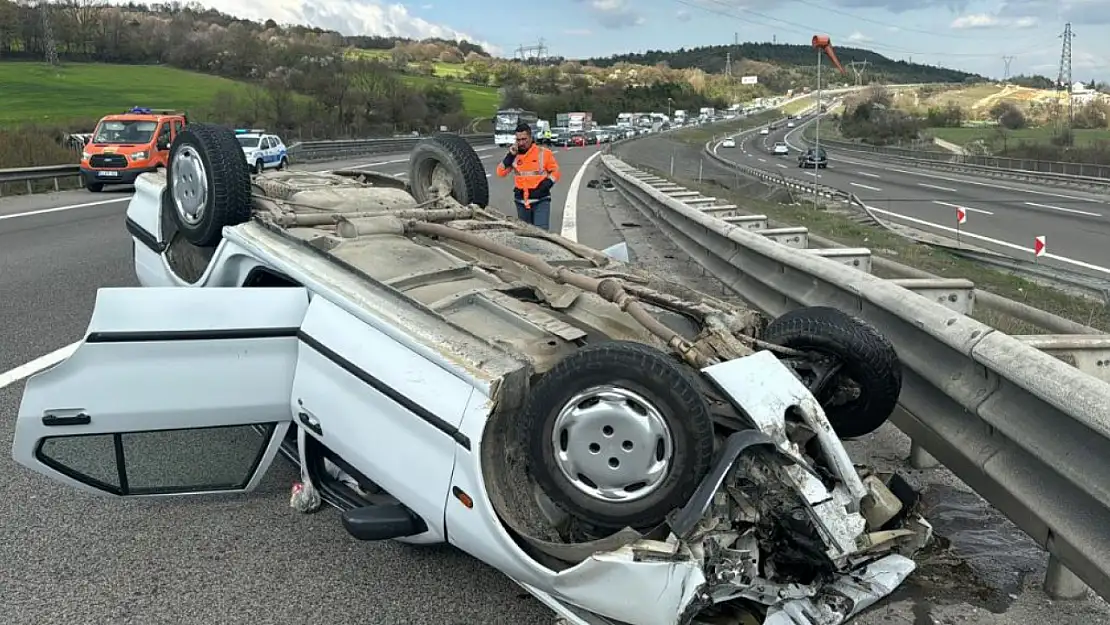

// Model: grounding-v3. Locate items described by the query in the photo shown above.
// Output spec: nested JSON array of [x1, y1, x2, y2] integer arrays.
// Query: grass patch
[[641, 165, 1109, 334], [928, 126, 1110, 147], [782, 95, 815, 115], [0, 61, 252, 126], [397, 74, 499, 118]]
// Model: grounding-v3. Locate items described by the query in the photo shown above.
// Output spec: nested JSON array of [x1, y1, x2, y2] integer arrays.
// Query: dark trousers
[[514, 196, 552, 231]]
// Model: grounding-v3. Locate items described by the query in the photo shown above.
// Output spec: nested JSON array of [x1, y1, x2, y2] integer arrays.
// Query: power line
[[848, 60, 869, 86], [1002, 55, 1014, 82], [1056, 22, 1074, 141]]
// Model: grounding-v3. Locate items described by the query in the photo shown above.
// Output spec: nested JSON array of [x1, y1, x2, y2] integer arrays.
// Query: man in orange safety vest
[[495, 122, 561, 231]]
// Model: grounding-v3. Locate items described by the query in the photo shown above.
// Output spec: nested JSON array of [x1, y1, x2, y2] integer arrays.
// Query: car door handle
[[42, 412, 91, 426], [298, 411, 323, 436]]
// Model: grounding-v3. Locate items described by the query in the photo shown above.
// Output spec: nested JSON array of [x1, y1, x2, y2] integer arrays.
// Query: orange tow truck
[[81, 107, 188, 192]]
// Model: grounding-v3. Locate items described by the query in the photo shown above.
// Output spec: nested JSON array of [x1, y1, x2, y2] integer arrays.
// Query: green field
[[398, 74, 499, 118], [0, 61, 252, 125], [929, 126, 1110, 146]]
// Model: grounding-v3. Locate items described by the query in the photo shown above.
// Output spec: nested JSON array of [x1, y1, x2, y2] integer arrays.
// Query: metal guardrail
[[599, 153, 1110, 603], [0, 133, 489, 195], [795, 128, 1110, 191]]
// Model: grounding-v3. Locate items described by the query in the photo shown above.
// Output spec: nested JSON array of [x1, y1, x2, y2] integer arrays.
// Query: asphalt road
[[0, 141, 611, 625], [719, 121, 1110, 280]]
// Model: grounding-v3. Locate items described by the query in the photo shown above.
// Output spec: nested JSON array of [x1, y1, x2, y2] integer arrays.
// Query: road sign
[[956, 206, 967, 224], [1034, 235, 1046, 257]]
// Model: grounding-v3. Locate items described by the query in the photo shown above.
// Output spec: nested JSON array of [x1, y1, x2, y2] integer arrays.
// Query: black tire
[[523, 341, 714, 530], [165, 123, 252, 248], [86, 182, 103, 192], [408, 133, 489, 207], [761, 306, 902, 439]]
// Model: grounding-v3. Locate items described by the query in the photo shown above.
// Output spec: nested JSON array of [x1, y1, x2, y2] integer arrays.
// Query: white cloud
[[949, 12, 1037, 29], [846, 31, 871, 43], [564, 28, 594, 36], [126, 1, 498, 54], [573, 0, 645, 29], [676, 9, 692, 22]]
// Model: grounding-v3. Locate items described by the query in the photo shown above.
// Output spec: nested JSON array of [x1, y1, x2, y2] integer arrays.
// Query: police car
[[235, 129, 289, 174]]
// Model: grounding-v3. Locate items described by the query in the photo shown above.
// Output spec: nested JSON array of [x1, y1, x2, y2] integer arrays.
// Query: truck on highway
[[565, 112, 593, 133], [494, 108, 538, 147], [80, 106, 187, 192]]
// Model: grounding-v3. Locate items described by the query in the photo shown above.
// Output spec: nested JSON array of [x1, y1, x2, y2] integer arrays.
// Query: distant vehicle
[[798, 146, 829, 169], [787, 121, 796, 128], [494, 108, 538, 147], [234, 129, 288, 174], [81, 106, 187, 192], [721, 138, 736, 148], [772, 142, 790, 156], [759, 128, 770, 135]]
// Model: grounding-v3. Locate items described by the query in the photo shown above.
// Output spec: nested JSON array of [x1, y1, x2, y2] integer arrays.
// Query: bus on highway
[[494, 108, 538, 147]]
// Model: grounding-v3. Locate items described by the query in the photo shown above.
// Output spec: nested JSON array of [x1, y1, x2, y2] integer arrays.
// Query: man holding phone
[[495, 122, 561, 231]]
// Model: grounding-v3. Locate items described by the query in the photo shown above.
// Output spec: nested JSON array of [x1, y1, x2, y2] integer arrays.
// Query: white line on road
[[757, 158, 766, 163], [857, 171, 881, 179], [918, 182, 957, 192], [0, 342, 78, 390], [1024, 201, 1102, 217], [933, 200, 993, 215], [865, 203, 1110, 276], [0, 197, 130, 221], [776, 163, 787, 168], [561, 150, 603, 242], [850, 182, 881, 192]]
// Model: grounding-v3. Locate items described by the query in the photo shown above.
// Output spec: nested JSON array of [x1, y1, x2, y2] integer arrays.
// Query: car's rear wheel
[[408, 133, 489, 208], [762, 306, 902, 439], [165, 123, 252, 247], [523, 341, 714, 531], [86, 182, 103, 192]]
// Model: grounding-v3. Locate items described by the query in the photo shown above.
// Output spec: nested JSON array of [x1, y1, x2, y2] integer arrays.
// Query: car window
[[172, 120, 184, 137], [93, 119, 158, 144], [157, 122, 171, 146], [261, 138, 272, 149], [237, 136, 261, 148]]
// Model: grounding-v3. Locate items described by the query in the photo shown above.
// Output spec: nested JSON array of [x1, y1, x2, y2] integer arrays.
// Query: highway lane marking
[[776, 164, 787, 168], [933, 200, 993, 215], [757, 158, 766, 163], [0, 342, 79, 391], [850, 182, 881, 192], [562, 150, 603, 242], [857, 172, 881, 179], [1024, 201, 1102, 217], [919, 183, 957, 192], [836, 156, 1106, 204], [0, 197, 131, 221], [864, 203, 1110, 276]]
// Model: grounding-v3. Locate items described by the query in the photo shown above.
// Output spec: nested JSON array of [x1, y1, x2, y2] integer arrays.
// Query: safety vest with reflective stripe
[[496, 143, 561, 201]]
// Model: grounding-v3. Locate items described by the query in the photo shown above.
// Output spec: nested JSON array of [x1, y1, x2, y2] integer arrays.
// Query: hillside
[[585, 43, 983, 90]]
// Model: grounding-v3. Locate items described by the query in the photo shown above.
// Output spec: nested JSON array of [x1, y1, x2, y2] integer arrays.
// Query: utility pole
[[1056, 23, 1074, 142], [1002, 55, 1014, 82], [848, 60, 869, 86], [725, 51, 732, 77], [39, 1, 58, 66]]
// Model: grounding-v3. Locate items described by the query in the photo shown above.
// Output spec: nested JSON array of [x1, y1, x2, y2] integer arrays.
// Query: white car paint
[[721, 138, 736, 148], [15, 172, 925, 625], [772, 142, 790, 155]]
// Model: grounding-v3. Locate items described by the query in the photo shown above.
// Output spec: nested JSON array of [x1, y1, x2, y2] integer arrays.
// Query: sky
[[177, 0, 1110, 81]]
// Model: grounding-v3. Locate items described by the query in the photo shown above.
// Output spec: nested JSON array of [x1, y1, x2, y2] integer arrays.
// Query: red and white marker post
[[1034, 235, 1046, 261], [955, 206, 966, 247]]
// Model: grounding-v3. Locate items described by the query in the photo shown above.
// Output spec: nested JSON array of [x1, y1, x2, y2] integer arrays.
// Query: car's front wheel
[[522, 341, 715, 531]]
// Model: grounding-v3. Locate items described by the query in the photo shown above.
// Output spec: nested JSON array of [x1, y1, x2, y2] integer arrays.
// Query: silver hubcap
[[172, 145, 208, 226], [551, 385, 674, 502]]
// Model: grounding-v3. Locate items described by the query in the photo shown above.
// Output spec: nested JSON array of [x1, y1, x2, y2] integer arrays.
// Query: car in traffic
[[787, 121, 796, 128], [234, 129, 289, 174], [759, 127, 770, 135], [772, 141, 790, 155], [798, 146, 829, 169], [721, 137, 736, 148], [80, 106, 187, 192], [14, 124, 931, 625]]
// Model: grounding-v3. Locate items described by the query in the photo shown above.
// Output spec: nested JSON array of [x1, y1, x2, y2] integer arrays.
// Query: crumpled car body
[[12, 129, 931, 625]]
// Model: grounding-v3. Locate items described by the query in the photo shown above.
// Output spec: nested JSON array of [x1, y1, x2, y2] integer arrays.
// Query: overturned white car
[[14, 124, 931, 625]]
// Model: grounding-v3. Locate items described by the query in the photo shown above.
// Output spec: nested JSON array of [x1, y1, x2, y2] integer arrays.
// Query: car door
[[13, 286, 309, 497], [290, 295, 476, 541]]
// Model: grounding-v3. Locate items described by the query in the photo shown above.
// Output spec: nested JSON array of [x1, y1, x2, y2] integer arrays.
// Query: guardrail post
[[1045, 555, 1089, 599]]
